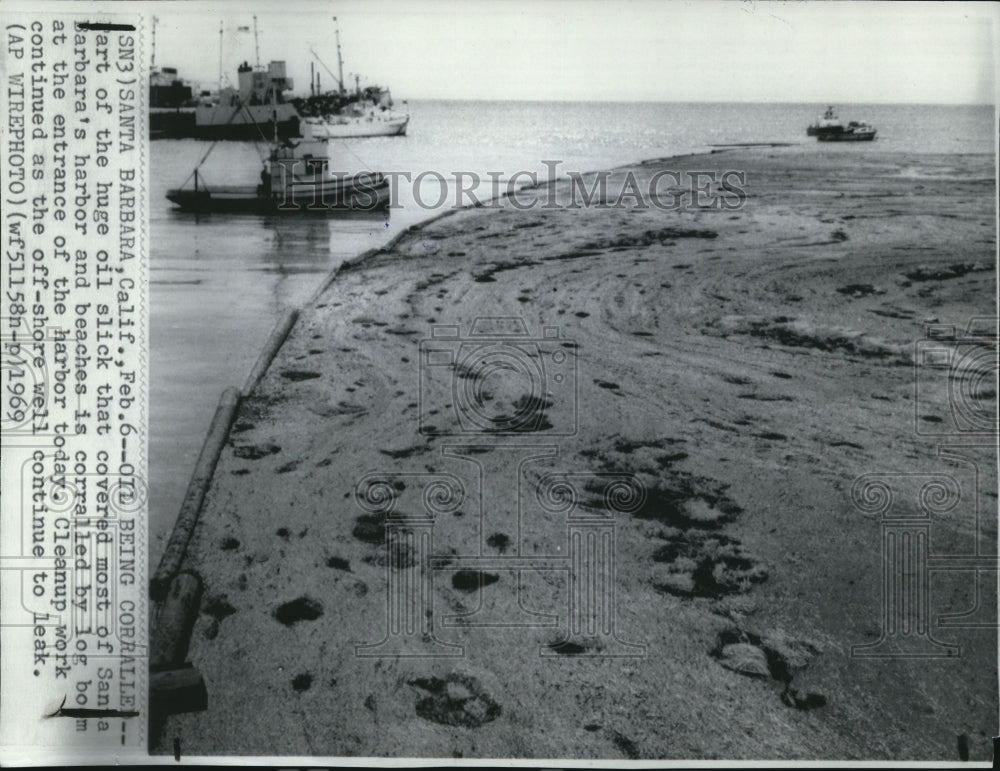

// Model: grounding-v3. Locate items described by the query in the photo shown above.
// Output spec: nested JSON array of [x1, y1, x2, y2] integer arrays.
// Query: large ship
[[150, 60, 301, 140]]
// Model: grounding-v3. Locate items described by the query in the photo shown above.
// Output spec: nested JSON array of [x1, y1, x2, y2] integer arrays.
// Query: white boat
[[303, 111, 409, 139], [293, 18, 410, 139]]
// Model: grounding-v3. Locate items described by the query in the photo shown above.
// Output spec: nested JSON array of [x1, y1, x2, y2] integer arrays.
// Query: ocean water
[[148, 100, 995, 560]]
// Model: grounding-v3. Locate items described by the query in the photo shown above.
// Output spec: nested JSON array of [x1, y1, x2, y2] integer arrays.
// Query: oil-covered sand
[[154, 148, 997, 760]]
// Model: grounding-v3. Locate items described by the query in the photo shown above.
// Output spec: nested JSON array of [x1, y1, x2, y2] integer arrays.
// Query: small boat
[[166, 136, 390, 213], [807, 106, 877, 142], [302, 110, 409, 139], [818, 120, 877, 142]]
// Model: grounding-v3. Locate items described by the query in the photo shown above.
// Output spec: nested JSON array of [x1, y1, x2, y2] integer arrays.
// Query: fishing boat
[[807, 106, 877, 142], [817, 120, 877, 142], [302, 108, 409, 139], [166, 136, 390, 213], [291, 18, 409, 139]]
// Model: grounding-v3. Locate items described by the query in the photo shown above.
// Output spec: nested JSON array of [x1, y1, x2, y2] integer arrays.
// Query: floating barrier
[[150, 387, 241, 601]]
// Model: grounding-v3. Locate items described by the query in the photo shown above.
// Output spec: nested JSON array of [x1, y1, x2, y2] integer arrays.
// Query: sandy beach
[[152, 146, 996, 760]]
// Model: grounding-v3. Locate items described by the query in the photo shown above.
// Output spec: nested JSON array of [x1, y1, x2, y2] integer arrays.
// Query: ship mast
[[334, 17, 345, 97], [271, 84, 278, 144], [218, 20, 224, 91], [253, 15, 260, 70], [151, 15, 157, 69]]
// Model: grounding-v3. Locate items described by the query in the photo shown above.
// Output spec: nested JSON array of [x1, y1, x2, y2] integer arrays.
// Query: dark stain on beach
[[291, 673, 313, 693], [837, 283, 885, 298], [379, 445, 428, 459], [352, 514, 386, 545], [326, 556, 351, 571], [274, 596, 323, 626], [652, 531, 767, 598], [368, 540, 416, 569], [594, 470, 742, 531], [233, 443, 281, 460], [474, 259, 541, 283], [582, 226, 717, 250], [486, 533, 511, 553], [712, 627, 819, 685], [543, 249, 603, 262], [220, 536, 240, 551], [721, 317, 901, 360], [904, 262, 989, 282], [656, 452, 688, 466], [410, 673, 501, 728], [610, 730, 641, 759], [712, 627, 827, 711], [280, 370, 322, 382], [203, 595, 237, 621], [547, 640, 586, 655], [452, 570, 500, 593], [782, 689, 827, 710]]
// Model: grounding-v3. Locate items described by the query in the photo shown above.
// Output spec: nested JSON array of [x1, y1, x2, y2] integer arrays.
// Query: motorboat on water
[[165, 136, 390, 213], [818, 120, 877, 142], [807, 106, 877, 142]]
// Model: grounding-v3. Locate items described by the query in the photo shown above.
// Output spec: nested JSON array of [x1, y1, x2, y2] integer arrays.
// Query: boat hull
[[166, 177, 391, 214], [305, 115, 409, 139], [150, 106, 302, 140], [807, 125, 844, 138], [817, 131, 876, 142]]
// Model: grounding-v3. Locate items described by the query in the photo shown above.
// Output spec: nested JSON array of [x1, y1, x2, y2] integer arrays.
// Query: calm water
[[149, 100, 995, 560]]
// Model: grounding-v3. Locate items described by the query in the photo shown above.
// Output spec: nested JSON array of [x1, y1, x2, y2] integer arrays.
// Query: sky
[[148, 0, 997, 104]]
